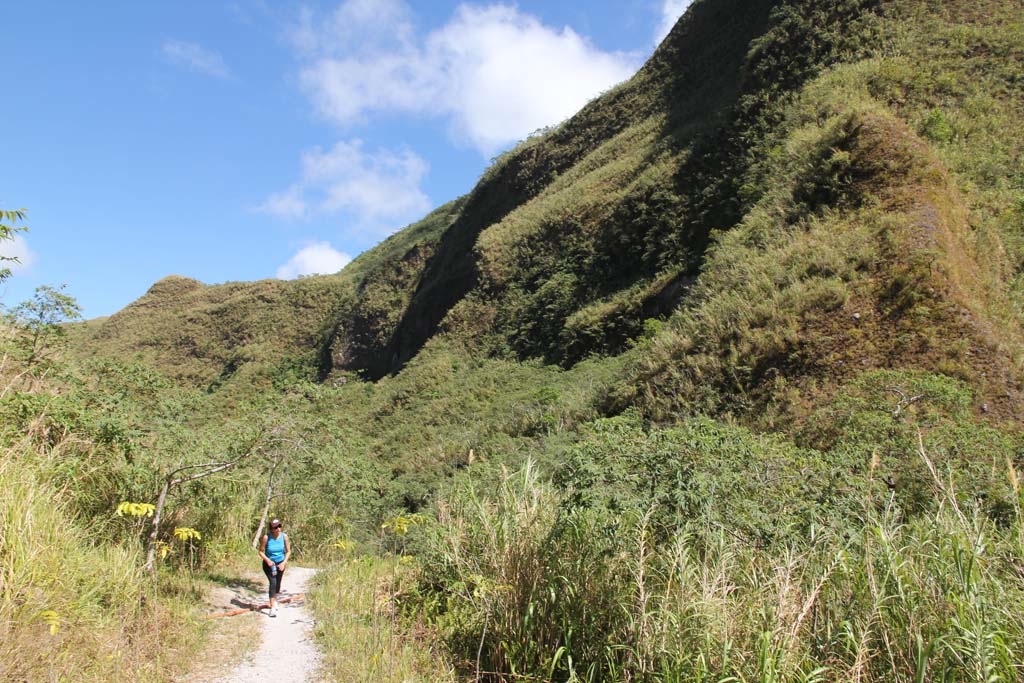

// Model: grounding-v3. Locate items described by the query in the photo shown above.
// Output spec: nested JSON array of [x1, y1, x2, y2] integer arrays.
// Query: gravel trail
[[214, 566, 323, 683]]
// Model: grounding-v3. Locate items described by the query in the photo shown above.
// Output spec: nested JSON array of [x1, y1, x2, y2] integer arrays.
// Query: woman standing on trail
[[258, 518, 291, 617]]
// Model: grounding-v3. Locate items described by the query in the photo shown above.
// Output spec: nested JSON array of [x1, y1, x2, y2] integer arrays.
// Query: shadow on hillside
[[333, 0, 786, 378]]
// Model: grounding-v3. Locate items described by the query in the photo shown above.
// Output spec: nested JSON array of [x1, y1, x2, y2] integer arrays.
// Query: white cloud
[[0, 234, 37, 274], [654, 0, 694, 46], [258, 139, 431, 236], [161, 40, 232, 79], [295, 2, 639, 155], [259, 186, 307, 221], [289, 0, 415, 57], [276, 242, 352, 279]]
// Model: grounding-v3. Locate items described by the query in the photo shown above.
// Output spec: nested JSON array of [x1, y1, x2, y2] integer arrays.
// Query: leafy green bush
[[418, 455, 1024, 682], [920, 109, 955, 143], [557, 412, 862, 546]]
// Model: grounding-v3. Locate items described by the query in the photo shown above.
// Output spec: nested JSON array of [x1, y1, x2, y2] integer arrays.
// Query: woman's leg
[[262, 562, 278, 608]]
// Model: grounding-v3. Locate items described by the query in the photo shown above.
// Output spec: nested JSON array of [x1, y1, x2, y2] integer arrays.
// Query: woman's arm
[[258, 535, 273, 566], [281, 534, 292, 567]]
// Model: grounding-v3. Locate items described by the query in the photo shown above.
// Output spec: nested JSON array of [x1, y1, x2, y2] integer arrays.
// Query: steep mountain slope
[[342, 0, 781, 375], [321, 0, 1021, 427], [75, 199, 465, 388], [75, 0, 1024, 452]]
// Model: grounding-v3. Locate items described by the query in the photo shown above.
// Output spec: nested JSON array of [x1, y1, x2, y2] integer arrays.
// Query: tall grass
[[0, 332, 216, 682], [0, 442, 203, 682], [311, 554, 456, 683], [421, 456, 1024, 682]]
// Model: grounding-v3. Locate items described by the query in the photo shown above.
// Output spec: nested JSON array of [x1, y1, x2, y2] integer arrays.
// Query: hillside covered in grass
[[80, 0, 1024, 422], [7, 0, 1024, 680]]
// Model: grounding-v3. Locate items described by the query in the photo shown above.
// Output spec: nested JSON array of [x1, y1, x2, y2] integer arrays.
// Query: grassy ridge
[[80, 274, 347, 389]]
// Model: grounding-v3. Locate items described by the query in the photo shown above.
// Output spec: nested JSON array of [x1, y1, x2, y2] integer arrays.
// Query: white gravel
[[214, 566, 324, 683]]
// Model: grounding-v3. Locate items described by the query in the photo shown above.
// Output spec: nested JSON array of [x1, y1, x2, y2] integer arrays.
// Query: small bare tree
[[252, 451, 286, 548], [145, 427, 272, 573], [251, 435, 314, 547]]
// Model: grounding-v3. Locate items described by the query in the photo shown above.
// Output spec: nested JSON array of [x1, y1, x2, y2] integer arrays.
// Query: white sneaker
[[269, 605, 278, 617]]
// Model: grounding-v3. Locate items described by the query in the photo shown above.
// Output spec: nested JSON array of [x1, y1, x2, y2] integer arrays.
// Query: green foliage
[[0, 398, 203, 682], [557, 413, 858, 546], [0, 207, 27, 285], [5, 284, 82, 367], [804, 370, 1024, 517], [418, 457, 1024, 682], [920, 108, 955, 143], [311, 555, 455, 682], [422, 462, 625, 680]]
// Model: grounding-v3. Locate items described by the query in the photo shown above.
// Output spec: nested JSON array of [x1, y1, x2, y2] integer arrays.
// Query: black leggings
[[262, 562, 285, 600]]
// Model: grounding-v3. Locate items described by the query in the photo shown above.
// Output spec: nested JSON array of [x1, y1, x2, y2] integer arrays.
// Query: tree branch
[[144, 431, 269, 573]]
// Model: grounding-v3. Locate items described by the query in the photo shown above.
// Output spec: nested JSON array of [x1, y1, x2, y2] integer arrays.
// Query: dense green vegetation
[[418, 455, 1024, 681], [0, 279, 206, 680], [5, 0, 1024, 680]]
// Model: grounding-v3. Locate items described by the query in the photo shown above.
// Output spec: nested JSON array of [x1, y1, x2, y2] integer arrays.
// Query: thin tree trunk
[[144, 479, 171, 572], [252, 453, 285, 548], [144, 438, 265, 574]]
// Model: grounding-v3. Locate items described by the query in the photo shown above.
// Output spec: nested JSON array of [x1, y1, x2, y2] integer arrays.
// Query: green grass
[[0, 428, 205, 682], [418, 455, 1024, 682], [0, 332, 267, 682], [311, 555, 455, 683]]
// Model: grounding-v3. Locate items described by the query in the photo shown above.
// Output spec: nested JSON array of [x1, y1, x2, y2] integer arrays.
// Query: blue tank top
[[266, 533, 287, 563]]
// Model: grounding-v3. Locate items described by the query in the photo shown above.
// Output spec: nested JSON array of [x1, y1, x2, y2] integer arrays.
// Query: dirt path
[[212, 566, 323, 683]]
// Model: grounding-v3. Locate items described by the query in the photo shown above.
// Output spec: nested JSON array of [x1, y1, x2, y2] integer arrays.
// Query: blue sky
[[0, 0, 690, 318]]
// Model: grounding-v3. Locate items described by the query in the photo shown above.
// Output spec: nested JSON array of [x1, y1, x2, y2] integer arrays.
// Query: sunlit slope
[[76, 0, 1023, 428], [78, 274, 344, 386], [75, 199, 465, 387]]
